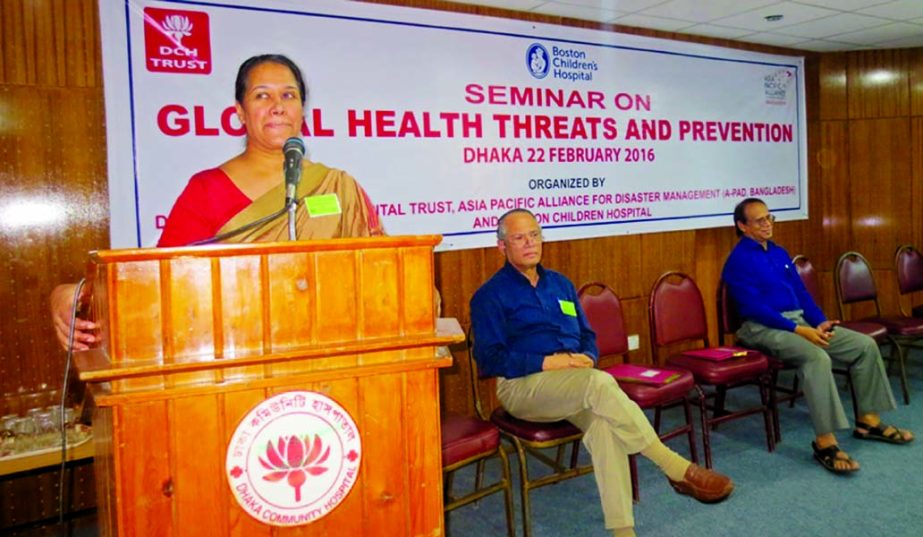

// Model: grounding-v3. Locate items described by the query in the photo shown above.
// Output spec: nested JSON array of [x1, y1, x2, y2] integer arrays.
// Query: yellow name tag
[[559, 299, 577, 317], [304, 193, 342, 217]]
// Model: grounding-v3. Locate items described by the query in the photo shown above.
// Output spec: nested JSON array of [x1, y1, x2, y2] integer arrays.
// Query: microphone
[[283, 137, 305, 207]]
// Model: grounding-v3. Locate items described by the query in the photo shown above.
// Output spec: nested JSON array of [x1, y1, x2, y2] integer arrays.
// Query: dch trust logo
[[143, 7, 212, 74], [526, 43, 550, 79]]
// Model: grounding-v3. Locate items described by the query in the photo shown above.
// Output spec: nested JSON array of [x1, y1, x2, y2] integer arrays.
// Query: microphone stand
[[287, 197, 297, 241]]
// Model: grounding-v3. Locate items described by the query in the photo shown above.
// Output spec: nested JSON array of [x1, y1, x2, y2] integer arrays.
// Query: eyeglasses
[[506, 230, 542, 245], [750, 214, 776, 227]]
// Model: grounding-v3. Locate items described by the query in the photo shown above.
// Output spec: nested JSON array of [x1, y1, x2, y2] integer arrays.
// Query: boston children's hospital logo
[[226, 391, 362, 526], [143, 7, 212, 74], [526, 43, 550, 79], [526, 42, 598, 82]]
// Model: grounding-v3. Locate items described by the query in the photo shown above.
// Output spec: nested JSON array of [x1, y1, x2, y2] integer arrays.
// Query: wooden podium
[[75, 236, 461, 536]]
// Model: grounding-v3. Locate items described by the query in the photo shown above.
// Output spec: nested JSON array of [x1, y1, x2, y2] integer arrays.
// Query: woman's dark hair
[[234, 54, 307, 105]]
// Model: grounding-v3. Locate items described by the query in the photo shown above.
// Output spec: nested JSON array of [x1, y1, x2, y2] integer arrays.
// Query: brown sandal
[[812, 442, 859, 475], [853, 422, 913, 445]]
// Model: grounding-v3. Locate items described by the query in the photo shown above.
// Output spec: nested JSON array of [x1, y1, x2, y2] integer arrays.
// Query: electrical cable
[[188, 200, 294, 246], [58, 278, 85, 524]]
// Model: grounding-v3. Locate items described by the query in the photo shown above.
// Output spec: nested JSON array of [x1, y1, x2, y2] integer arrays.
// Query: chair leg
[[512, 438, 534, 537], [695, 386, 712, 469], [474, 459, 486, 498], [713, 385, 728, 421], [554, 444, 566, 467], [759, 374, 776, 453], [893, 339, 911, 405], [444, 468, 455, 503], [496, 446, 516, 537], [570, 440, 581, 469], [682, 397, 699, 465], [769, 367, 782, 444], [653, 407, 662, 434]]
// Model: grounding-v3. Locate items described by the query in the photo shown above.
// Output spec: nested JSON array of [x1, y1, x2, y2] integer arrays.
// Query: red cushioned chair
[[793, 255, 888, 346], [650, 271, 774, 468], [441, 410, 514, 537], [578, 282, 701, 499], [895, 244, 923, 318], [835, 250, 923, 404], [467, 330, 593, 537]]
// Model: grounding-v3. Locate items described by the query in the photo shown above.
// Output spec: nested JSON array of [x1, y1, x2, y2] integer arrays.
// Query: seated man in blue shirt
[[471, 209, 733, 537], [722, 197, 913, 474]]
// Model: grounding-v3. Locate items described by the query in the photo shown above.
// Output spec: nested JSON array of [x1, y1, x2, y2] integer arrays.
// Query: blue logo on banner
[[526, 43, 549, 79]]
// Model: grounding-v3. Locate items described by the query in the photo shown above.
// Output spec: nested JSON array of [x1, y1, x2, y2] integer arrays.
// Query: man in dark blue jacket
[[722, 198, 913, 474], [471, 209, 732, 537]]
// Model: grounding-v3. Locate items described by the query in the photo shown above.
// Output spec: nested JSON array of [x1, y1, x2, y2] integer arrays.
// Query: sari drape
[[216, 162, 383, 243]]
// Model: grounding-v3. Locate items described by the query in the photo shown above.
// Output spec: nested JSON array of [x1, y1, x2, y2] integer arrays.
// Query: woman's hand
[[50, 283, 98, 351]]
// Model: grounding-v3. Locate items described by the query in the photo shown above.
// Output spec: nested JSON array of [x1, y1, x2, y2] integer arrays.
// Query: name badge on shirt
[[559, 299, 577, 317], [304, 193, 342, 217]]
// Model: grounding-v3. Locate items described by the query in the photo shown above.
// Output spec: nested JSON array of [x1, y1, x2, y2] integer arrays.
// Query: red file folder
[[603, 363, 682, 385], [681, 346, 750, 361]]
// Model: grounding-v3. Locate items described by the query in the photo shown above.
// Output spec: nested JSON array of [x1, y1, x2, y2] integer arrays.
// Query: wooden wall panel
[[819, 53, 847, 121], [848, 118, 913, 267], [0, 83, 107, 405], [810, 120, 851, 269], [0, 0, 101, 86], [804, 51, 820, 122], [847, 49, 912, 119], [910, 48, 923, 117], [641, 231, 696, 292]]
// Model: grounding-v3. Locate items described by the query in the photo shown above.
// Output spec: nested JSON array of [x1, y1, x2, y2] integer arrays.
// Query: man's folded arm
[[470, 294, 545, 378]]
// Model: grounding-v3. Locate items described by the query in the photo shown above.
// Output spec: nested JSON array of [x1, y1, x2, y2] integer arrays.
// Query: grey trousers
[[497, 368, 659, 529], [736, 311, 896, 435]]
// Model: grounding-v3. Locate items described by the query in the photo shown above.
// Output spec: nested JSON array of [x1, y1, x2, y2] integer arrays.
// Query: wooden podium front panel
[[85, 238, 441, 394], [96, 367, 442, 536], [314, 250, 360, 344], [166, 256, 218, 387], [401, 246, 437, 335], [81, 238, 455, 536], [218, 254, 265, 383], [266, 252, 313, 352], [106, 260, 166, 393]]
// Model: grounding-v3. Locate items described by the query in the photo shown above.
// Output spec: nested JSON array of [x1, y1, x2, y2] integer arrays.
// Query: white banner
[[99, 0, 807, 250]]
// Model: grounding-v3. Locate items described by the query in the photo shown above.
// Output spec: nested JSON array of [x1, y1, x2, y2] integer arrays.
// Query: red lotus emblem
[[259, 435, 330, 501]]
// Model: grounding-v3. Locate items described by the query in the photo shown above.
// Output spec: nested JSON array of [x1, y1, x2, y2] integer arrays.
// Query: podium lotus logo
[[226, 391, 361, 526], [259, 435, 331, 502], [162, 14, 193, 46]]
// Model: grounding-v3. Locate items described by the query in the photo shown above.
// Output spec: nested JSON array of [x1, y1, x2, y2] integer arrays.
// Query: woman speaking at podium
[[51, 54, 383, 350], [158, 53, 383, 246]]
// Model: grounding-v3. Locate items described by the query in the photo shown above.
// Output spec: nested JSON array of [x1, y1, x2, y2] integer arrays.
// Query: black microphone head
[[283, 137, 305, 157]]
